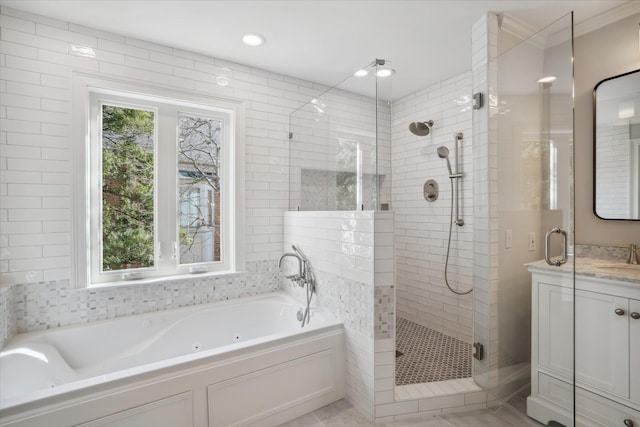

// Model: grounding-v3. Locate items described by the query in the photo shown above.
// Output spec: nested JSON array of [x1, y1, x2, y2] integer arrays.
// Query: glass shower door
[[288, 59, 392, 212], [472, 13, 575, 425]]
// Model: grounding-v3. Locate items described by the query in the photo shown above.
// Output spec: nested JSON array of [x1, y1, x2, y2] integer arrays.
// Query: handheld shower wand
[[437, 146, 453, 176]]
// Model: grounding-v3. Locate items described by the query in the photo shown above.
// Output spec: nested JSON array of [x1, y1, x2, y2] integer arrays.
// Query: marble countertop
[[527, 256, 640, 285]]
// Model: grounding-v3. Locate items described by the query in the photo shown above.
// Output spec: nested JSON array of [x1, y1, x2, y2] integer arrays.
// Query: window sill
[[88, 269, 248, 289]]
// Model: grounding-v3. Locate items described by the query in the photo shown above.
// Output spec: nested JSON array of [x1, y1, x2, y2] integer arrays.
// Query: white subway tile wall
[[0, 6, 367, 342], [373, 212, 396, 413], [283, 211, 397, 420], [391, 72, 474, 343], [283, 211, 377, 419], [0, 6, 328, 288]]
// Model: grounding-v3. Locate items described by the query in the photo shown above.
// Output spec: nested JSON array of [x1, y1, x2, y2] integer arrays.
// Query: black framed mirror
[[593, 69, 640, 220]]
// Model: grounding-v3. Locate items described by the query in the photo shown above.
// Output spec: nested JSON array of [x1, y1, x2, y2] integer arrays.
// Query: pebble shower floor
[[395, 317, 472, 385]]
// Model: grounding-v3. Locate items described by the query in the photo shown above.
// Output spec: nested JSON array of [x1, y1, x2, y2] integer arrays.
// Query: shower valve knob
[[424, 179, 439, 202]]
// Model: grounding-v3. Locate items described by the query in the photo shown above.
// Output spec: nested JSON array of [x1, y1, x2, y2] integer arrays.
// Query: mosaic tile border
[[3, 260, 281, 339], [375, 286, 394, 340], [282, 268, 374, 339], [0, 285, 17, 349]]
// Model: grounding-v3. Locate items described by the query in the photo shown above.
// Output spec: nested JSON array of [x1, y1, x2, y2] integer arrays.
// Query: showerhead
[[437, 146, 453, 175], [409, 120, 434, 136]]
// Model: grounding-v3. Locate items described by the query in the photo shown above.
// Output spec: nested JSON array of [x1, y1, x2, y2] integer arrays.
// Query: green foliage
[[101, 105, 155, 270]]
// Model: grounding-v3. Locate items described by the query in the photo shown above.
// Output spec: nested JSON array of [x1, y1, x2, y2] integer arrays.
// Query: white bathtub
[[0, 292, 345, 427]]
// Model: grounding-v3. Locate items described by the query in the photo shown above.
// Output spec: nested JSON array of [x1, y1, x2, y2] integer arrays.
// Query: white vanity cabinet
[[575, 289, 630, 399], [527, 264, 640, 427]]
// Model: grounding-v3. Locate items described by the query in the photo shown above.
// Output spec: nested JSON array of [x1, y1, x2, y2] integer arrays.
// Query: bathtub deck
[[0, 293, 345, 427]]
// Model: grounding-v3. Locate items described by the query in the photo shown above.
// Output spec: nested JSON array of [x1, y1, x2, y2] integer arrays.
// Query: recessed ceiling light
[[376, 68, 395, 78], [242, 33, 265, 47], [353, 69, 369, 78], [537, 76, 557, 83]]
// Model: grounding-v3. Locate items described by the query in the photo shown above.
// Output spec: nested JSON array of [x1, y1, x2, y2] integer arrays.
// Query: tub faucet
[[278, 245, 315, 327], [278, 251, 305, 284]]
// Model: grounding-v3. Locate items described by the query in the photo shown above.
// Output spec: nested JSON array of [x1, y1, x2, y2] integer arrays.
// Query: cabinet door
[[538, 283, 574, 378], [575, 290, 629, 398], [77, 392, 193, 427], [630, 298, 640, 404]]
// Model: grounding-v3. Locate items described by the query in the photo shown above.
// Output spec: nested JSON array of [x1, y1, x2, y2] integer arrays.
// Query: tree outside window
[[178, 114, 222, 264], [101, 105, 155, 271]]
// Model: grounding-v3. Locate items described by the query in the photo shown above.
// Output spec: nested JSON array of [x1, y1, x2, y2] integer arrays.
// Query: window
[[99, 103, 156, 273], [177, 113, 221, 264], [76, 80, 243, 286]]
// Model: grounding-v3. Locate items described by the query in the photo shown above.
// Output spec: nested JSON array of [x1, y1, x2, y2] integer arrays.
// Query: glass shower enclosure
[[288, 59, 392, 212], [472, 13, 576, 425]]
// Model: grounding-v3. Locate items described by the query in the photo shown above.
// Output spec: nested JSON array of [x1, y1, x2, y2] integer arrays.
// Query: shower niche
[[297, 130, 386, 211], [299, 168, 386, 211]]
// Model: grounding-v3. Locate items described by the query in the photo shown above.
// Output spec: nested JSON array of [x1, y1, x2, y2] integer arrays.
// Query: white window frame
[[72, 74, 245, 287]]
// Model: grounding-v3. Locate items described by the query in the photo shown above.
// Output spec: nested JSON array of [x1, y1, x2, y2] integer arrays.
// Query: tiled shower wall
[[391, 72, 474, 343], [282, 211, 394, 421], [0, 7, 380, 345]]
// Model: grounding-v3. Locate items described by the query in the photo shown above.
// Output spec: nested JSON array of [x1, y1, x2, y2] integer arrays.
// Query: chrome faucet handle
[[628, 244, 639, 265]]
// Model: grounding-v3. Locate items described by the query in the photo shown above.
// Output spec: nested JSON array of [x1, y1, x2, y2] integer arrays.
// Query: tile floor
[[278, 399, 547, 427], [395, 318, 472, 385]]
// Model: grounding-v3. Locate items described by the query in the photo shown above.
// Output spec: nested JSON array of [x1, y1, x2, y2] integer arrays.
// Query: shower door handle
[[545, 227, 568, 266]]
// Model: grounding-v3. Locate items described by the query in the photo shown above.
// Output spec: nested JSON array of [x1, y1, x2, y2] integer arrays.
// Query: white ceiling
[[0, 0, 634, 99]]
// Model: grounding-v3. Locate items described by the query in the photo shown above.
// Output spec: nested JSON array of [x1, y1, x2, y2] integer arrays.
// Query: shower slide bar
[[440, 132, 464, 227]]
